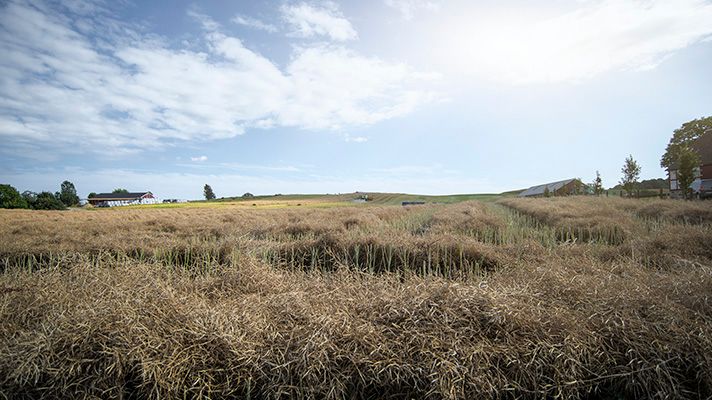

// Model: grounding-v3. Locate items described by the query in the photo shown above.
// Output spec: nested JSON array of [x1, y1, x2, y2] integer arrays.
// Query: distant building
[[88, 192, 157, 207], [519, 179, 583, 198], [668, 132, 712, 199]]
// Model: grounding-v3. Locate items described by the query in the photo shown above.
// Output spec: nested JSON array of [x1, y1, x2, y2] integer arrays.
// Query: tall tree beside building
[[204, 184, 216, 201], [660, 116, 712, 170], [676, 146, 700, 200], [593, 171, 603, 196], [112, 188, 129, 194], [620, 155, 641, 197], [59, 180, 80, 206]]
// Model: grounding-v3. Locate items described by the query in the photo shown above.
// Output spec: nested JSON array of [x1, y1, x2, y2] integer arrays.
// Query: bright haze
[[1, 0, 712, 199]]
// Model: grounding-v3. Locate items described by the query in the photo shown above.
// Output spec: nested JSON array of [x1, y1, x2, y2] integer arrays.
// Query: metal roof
[[518, 179, 577, 197], [88, 192, 151, 200]]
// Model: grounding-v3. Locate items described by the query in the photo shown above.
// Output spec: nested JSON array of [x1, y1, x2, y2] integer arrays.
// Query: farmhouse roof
[[89, 192, 152, 200], [519, 179, 577, 197]]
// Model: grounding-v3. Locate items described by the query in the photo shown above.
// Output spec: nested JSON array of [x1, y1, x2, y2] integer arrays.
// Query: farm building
[[519, 179, 583, 198], [667, 131, 712, 198], [88, 192, 158, 207]]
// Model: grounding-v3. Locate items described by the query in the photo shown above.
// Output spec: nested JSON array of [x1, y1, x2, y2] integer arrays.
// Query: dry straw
[[1, 198, 712, 398]]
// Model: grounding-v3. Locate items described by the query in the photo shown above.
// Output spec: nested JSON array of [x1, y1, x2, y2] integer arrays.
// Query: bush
[[0, 184, 28, 209], [32, 192, 66, 210]]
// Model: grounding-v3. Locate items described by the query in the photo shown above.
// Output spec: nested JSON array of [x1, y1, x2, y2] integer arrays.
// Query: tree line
[[0, 180, 80, 210], [588, 116, 709, 199]]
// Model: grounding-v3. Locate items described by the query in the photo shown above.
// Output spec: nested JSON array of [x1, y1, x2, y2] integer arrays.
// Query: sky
[[1, 0, 712, 199]]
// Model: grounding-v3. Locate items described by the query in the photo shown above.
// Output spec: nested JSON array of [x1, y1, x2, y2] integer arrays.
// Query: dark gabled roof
[[89, 192, 151, 200], [519, 179, 577, 197]]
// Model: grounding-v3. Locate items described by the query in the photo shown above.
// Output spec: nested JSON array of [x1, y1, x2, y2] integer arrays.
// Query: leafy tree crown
[[620, 155, 641, 197], [0, 184, 28, 209], [660, 116, 712, 169], [59, 180, 80, 206]]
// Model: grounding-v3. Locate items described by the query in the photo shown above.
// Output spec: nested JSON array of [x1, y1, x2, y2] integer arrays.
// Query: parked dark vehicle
[[693, 179, 712, 199]]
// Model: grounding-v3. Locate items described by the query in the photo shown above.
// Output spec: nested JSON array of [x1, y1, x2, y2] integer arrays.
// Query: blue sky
[[1, 0, 712, 199]]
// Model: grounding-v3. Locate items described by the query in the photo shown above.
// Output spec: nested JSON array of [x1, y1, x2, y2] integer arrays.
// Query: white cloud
[[232, 14, 278, 33], [281, 2, 358, 41], [190, 155, 208, 162], [0, 1, 435, 158], [385, 0, 440, 20], [435, 0, 712, 84], [281, 45, 436, 130]]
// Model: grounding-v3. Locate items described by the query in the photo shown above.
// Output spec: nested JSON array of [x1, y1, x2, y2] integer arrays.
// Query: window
[[669, 170, 677, 180], [670, 180, 679, 190]]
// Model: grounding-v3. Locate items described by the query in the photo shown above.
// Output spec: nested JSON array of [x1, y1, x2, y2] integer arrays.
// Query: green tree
[[59, 180, 80, 206], [88, 192, 97, 199], [0, 184, 28, 209], [544, 186, 550, 197], [204, 184, 216, 200], [620, 155, 641, 197], [21, 191, 37, 207], [676, 146, 699, 200], [593, 171, 603, 196], [33, 192, 66, 210], [112, 188, 129, 194], [661, 116, 712, 170]]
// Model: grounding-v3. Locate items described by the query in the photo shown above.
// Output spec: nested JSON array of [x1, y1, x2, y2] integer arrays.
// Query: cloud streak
[[281, 2, 358, 41], [232, 14, 278, 32]]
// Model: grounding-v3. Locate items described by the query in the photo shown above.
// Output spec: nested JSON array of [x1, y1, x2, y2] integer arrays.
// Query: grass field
[[1, 197, 712, 399], [136, 192, 511, 209]]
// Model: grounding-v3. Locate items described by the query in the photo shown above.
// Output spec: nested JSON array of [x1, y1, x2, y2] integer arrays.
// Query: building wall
[[669, 169, 678, 191], [668, 165, 711, 198], [702, 164, 712, 179], [554, 180, 580, 196], [669, 165, 708, 191]]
